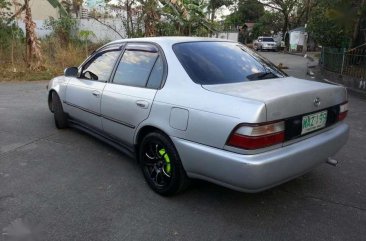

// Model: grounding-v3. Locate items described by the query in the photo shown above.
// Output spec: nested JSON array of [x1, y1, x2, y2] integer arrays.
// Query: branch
[[88, 15, 124, 39], [261, 2, 282, 12], [200, 20, 216, 33], [7, 4, 26, 24]]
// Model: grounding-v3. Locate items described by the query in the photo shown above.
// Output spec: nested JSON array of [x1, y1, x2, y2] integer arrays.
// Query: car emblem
[[314, 97, 321, 107]]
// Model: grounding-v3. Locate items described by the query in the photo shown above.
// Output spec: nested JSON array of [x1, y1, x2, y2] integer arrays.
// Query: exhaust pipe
[[327, 157, 338, 166]]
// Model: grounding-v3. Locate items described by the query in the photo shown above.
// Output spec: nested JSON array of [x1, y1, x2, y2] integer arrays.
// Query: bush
[[43, 16, 77, 44]]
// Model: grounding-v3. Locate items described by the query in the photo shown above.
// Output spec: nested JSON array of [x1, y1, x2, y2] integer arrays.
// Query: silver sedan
[[47, 37, 349, 195]]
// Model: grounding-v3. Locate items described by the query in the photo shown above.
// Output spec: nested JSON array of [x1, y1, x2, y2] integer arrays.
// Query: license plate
[[301, 111, 327, 135]]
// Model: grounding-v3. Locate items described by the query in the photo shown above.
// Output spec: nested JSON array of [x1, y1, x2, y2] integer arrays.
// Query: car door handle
[[92, 90, 101, 98], [136, 100, 149, 109]]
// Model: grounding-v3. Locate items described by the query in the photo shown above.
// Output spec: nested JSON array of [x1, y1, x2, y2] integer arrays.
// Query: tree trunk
[[24, 0, 42, 69], [211, 8, 215, 23], [144, 0, 158, 37], [351, 0, 366, 48], [282, 12, 288, 37]]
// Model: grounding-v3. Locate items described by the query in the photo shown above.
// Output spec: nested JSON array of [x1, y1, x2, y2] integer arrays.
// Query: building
[[12, 0, 59, 20]]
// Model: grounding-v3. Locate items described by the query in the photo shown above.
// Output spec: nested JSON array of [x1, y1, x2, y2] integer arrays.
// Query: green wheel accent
[[159, 148, 171, 174]]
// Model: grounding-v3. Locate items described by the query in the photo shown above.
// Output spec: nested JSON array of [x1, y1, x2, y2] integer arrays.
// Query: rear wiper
[[257, 72, 278, 79], [247, 71, 279, 80]]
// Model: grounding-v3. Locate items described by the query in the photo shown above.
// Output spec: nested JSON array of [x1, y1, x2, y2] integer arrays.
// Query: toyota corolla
[[47, 37, 349, 195]]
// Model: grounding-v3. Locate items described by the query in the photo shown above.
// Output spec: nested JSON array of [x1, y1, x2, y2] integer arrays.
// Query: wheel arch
[[48, 89, 57, 112], [134, 125, 171, 157]]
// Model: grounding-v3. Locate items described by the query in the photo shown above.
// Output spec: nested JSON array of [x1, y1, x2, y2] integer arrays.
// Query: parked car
[[253, 36, 278, 51], [47, 37, 349, 196]]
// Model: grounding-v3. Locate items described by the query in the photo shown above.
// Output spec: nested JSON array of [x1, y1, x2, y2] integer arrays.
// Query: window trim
[[109, 41, 168, 89]]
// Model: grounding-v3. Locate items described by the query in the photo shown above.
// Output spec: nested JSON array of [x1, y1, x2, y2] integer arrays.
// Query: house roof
[[289, 26, 306, 33], [243, 22, 256, 29]]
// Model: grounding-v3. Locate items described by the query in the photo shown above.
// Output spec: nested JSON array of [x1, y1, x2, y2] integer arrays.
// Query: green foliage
[[0, 1, 24, 56], [78, 30, 95, 40], [161, 0, 214, 36], [208, 0, 232, 21], [209, 0, 232, 10], [0, 23, 24, 50], [47, 0, 68, 16], [251, 11, 283, 39], [307, 0, 365, 48], [44, 16, 77, 44], [0, 0, 11, 23], [224, 0, 264, 29]]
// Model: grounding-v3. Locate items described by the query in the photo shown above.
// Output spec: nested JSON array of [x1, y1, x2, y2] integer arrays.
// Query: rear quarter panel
[[135, 41, 267, 149]]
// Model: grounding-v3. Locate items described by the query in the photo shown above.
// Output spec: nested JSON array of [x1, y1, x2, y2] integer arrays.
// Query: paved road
[[259, 51, 311, 80], [1, 53, 365, 241]]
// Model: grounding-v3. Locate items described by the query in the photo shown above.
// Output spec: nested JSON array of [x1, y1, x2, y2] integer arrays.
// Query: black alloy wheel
[[139, 132, 189, 196]]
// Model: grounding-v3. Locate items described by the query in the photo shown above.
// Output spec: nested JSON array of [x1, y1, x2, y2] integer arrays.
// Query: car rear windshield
[[261, 37, 275, 42], [173, 41, 286, 85]]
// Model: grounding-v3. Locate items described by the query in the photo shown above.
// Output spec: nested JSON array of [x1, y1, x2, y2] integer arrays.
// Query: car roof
[[108, 36, 233, 46]]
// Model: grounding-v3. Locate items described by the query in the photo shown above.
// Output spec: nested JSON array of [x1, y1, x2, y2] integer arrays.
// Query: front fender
[[47, 76, 69, 112]]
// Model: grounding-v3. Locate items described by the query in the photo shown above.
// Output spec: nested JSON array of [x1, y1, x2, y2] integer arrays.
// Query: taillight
[[338, 102, 348, 121], [227, 121, 285, 150]]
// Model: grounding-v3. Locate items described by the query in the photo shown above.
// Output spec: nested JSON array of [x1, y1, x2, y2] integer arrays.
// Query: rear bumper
[[172, 123, 349, 192]]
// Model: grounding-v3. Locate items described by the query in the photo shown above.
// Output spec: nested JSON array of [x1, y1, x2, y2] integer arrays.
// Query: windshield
[[262, 37, 275, 42], [173, 41, 287, 85]]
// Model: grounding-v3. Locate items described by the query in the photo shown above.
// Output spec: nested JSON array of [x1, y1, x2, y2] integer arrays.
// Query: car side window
[[81, 50, 120, 82], [147, 56, 164, 89], [113, 49, 159, 87]]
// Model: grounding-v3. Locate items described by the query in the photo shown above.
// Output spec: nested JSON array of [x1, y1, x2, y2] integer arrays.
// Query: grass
[[0, 65, 60, 81], [0, 38, 103, 81]]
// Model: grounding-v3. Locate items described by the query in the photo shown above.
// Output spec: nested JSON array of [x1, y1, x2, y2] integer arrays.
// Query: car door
[[101, 43, 165, 146], [64, 45, 122, 130]]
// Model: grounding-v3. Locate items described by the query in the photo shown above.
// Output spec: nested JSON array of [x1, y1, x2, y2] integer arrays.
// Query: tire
[[139, 132, 189, 196], [51, 92, 68, 129]]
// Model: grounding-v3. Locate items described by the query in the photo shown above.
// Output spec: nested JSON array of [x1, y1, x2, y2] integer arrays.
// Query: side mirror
[[64, 67, 78, 77]]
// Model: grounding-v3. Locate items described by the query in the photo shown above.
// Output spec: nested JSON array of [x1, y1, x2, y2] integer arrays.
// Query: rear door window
[[112, 43, 162, 88], [147, 56, 164, 89]]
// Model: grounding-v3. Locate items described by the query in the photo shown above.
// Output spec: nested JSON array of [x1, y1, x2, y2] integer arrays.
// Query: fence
[[322, 47, 366, 80]]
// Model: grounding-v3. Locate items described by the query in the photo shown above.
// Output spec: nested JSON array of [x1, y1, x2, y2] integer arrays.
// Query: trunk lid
[[202, 77, 347, 121]]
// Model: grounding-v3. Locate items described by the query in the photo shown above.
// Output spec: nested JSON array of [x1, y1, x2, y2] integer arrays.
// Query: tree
[[224, 0, 264, 30], [60, 0, 83, 17], [161, 0, 214, 36], [307, 0, 366, 48], [24, 0, 42, 69], [107, 0, 144, 38], [44, 16, 77, 44], [79, 30, 95, 57], [208, 0, 232, 22], [259, 0, 297, 35], [7, 0, 42, 69], [251, 11, 283, 39], [0, 0, 11, 22], [293, 0, 318, 26]]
